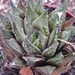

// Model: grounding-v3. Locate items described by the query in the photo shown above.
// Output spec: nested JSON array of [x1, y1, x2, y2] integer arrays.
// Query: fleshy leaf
[[23, 56, 44, 67], [59, 30, 72, 49], [51, 64, 71, 75], [0, 14, 11, 30], [64, 26, 75, 35], [46, 52, 64, 66], [22, 38, 41, 55], [9, 13, 26, 43], [12, 57, 26, 67], [32, 12, 49, 36], [52, 52, 75, 74], [26, 4, 38, 23], [20, 66, 33, 75], [2, 30, 13, 39], [17, 0, 26, 13], [6, 38, 23, 55], [30, 30, 39, 43], [34, 0, 45, 15], [11, 2, 25, 19], [42, 41, 59, 57], [0, 32, 15, 60], [34, 34, 48, 50], [25, 23, 34, 38], [36, 66, 56, 75], [62, 17, 75, 30], [59, 53, 75, 66], [48, 2, 68, 32], [28, 0, 36, 9], [48, 28, 59, 46], [62, 31, 71, 41]]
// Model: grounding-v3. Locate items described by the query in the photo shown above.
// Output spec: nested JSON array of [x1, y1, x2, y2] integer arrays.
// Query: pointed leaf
[[36, 66, 56, 75], [62, 17, 75, 30], [34, 34, 48, 50], [25, 23, 34, 38], [48, 2, 68, 32], [0, 32, 15, 60], [0, 14, 11, 30], [2, 30, 13, 39], [32, 12, 49, 36], [42, 41, 59, 57], [51, 64, 71, 75], [6, 38, 23, 55], [34, 68, 46, 75], [59, 53, 75, 66], [22, 38, 41, 55], [48, 29, 58, 46], [11, 2, 25, 19], [20, 66, 33, 75], [62, 31, 71, 41], [34, 0, 45, 15], [33, 38, 42, 50], [59, 30, 72, 49], [30, 30, 39, 43], [17, 0, 26, 13], [28, 0, 36, 9], [46, 52, 64, 66], [9, 13, 26, 42], [64, 26, 75, 35], [26, 4, 38, 23], [23, 56, 44, 67], [12, 57, 26, 67], [50, 53, 75, 71]]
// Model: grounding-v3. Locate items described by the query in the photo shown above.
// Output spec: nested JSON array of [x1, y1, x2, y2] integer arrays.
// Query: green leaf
[[11, 2, 25, 19], [28, 0, 36, 9], [23, 56, 44, 67], [1, 41, 15, 60], [48, 29, 58, 46], [9, 13, 26, 43], [34, 0, 45, 15], [42, 41, 59, 57], [6, 38, 24, 55], [0, 14, 11, 30], [33, 34, 48, 50], [46, 52, 64, 66], [36, 66, 56, 75], [2, 30, 13, 39], [22, 38, 41, 55], [32, 12, 49, 36], [26, 4, 38, 23], [62, 31, 71, 41], [48, 2, 68, 32], [59, 30, 72, 49], [64, 26, 75, 35], [59, 53, 75, 66], [30, 30, 39, 43], [48, 53, 75, 67], [12, 57, 26, 67], [17, 0, 26, 13], [25, 23, 34, 38]]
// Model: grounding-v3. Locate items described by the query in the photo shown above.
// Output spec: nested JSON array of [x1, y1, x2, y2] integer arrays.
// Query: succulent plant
[[0, 0, 75, 75]]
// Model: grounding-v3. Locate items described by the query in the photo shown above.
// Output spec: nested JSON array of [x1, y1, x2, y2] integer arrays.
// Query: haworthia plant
[[0, 0, 75, 75]]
